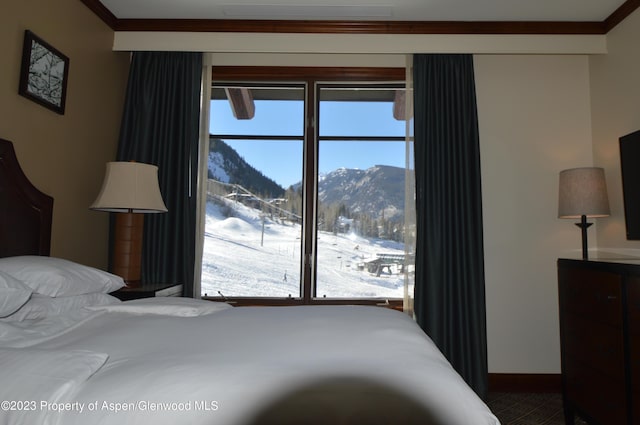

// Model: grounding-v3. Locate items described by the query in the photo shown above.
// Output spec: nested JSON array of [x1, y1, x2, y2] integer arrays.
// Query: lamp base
[[113, 212, 144, 286], [574, 214, 592, 261]]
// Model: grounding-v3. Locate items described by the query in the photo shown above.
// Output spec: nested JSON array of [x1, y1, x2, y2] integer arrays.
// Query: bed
[[0, 138, 500, 425]]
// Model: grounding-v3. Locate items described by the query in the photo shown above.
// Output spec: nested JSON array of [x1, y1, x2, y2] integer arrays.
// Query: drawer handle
[[607, 295, 617, 300]]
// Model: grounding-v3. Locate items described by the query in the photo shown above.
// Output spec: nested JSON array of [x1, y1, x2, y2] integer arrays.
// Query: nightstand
[[110, 283, 183, 301]]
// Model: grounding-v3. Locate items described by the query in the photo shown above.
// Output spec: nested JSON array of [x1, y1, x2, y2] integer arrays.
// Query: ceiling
[[83, 0, 640, 34], [97, 0, 628, 22]]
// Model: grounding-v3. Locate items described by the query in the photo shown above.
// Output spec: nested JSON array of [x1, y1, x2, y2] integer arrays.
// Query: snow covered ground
[[201, 197, 412, 299]]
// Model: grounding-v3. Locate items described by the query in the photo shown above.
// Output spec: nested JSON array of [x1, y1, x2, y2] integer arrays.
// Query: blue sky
[[210, 98, 408, 188]]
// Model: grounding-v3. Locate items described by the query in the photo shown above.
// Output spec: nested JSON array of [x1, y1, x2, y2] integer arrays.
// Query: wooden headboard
[[0, 138, 53, 257]]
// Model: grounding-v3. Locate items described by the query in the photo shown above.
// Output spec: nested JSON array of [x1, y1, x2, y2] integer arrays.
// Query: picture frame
[[18, 30, 70, 115]]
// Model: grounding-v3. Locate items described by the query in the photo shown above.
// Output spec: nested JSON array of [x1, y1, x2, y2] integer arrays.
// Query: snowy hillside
[[207, 138, 283, 198], [201, 196, 411, 299], [318, 165, 406, 220], [208, 151, 230, 183]]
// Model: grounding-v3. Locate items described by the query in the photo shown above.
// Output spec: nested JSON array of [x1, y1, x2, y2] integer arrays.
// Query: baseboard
[[488, 373, 562, 393]]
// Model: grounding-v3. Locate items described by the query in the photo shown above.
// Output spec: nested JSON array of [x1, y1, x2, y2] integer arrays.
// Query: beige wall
[[475, 55, 593, 373], [478, 5, 640, 373], [590, 8, 640, 254], [0, 0, 130, 269]]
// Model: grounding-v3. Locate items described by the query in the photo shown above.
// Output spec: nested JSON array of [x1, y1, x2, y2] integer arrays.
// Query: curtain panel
[[412, 54, 488, 397], [115, 51, 203, 295]]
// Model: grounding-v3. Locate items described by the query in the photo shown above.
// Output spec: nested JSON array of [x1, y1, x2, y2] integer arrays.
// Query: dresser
[[557, 259, 639, 425]]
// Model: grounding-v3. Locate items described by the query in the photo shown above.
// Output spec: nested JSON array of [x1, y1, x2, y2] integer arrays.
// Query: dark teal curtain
[[115, 51, 202, 296], [413, 54, 488, 398]]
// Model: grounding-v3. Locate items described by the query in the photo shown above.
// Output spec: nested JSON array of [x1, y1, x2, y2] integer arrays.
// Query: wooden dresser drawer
[[559, 267, 623, 327], [563, 312, 625, 381], [564, 360, 627, 425]]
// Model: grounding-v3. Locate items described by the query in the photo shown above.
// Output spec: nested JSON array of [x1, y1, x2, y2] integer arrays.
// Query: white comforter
[[0, 300, 499, 425]]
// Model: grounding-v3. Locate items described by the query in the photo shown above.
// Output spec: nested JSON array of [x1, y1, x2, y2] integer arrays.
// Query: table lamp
[[90, 161, 167, 286], [558, 167, 610, 260]]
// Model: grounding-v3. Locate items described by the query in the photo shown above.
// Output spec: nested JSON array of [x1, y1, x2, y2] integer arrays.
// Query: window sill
[[201, 296, 404, 311]]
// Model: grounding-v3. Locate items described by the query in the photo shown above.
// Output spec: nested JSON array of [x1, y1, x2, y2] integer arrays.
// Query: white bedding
[[0, 347, 108, 425], [0, 300, 500, 425]]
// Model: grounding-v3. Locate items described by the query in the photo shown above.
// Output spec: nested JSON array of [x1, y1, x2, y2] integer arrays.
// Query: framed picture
[[18, 30, 70, 115]]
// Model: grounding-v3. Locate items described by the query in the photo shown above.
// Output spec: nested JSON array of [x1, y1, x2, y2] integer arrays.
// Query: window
[[200, 67, 414, 307], [202, 83, 305, 298]]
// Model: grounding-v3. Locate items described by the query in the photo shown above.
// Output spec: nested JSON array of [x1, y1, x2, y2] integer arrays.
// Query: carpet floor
[[486, 393, 588, 425]]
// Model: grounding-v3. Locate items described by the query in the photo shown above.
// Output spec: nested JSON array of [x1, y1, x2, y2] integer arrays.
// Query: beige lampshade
[[90, 162, 168, 213], [558, 167, 610, 219]]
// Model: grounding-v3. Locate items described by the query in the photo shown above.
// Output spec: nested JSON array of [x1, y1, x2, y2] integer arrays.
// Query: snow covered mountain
[[317, 166, 407, 221], [208, 137, 284, 198], [208, 137, 408, 221]]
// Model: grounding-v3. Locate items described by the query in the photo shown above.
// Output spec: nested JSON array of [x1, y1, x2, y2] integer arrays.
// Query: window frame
[[202, 66, 407, 309]]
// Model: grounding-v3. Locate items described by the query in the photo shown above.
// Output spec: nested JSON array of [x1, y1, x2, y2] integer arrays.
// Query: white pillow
[[87, 297, 233, 317], [3, 293, 121, 322], [0, 271, 32, 317], [0, 256, 125, 297]]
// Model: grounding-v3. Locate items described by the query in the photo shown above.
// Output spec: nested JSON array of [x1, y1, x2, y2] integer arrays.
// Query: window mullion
[[301, 79, 316, 303]]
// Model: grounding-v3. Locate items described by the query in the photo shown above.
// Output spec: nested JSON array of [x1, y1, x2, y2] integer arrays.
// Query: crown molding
[[80, 0, 118, 29], [79, 0, 639, 35], [112, 19, 606, 35], [604, 0, 640, 31]]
